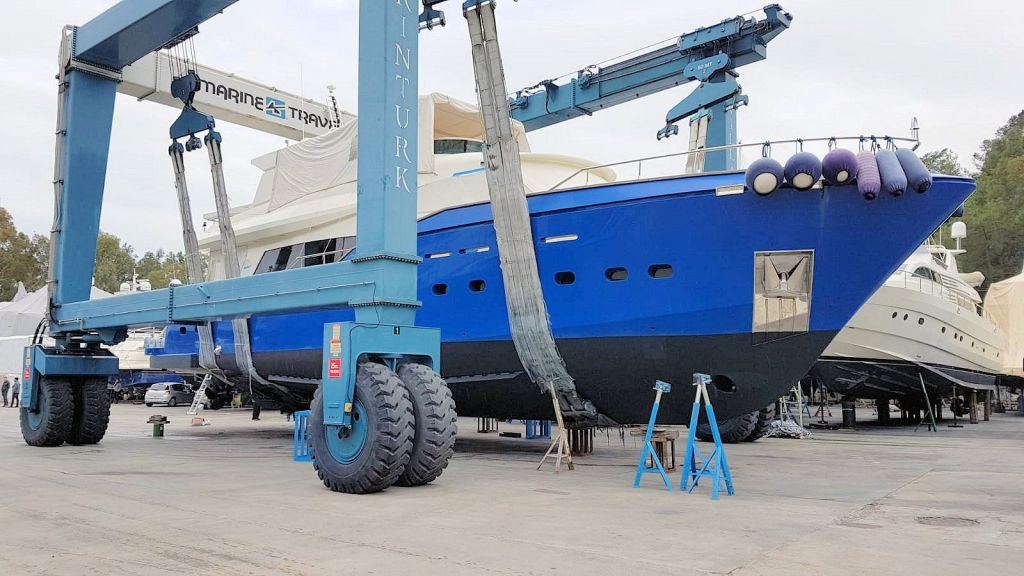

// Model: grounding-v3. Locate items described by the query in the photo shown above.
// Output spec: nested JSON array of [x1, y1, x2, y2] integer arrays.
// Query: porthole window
[[941, 326, 946, 333], [469, 279, 486, 292], [432, 283, 448, 295], [606, 267, 628, 281], [918, 318, 925, 325], [648, 264, 673, 279], [892, 312, 898, 319], [903, 314, 909, 321], [554, 271, 576, 285]]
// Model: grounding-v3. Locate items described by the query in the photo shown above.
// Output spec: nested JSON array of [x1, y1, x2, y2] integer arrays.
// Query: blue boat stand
[[681, 374, 735, 499], [633, 380, 674, 491], [293, 410, 312, 462]]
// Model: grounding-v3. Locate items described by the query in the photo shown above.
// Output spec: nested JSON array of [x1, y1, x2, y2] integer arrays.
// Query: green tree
[[92, 232, 136, 293], [920, 148, 966, 176], [956, 112, 1024, 283], [0, 207, 47, 300]]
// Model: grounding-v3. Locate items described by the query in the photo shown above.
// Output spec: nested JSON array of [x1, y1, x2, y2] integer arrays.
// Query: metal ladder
[[187, 374, 212, 416]]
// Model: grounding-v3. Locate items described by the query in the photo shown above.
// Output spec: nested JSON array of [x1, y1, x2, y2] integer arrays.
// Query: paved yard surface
[[0, 403, 1021, 575]]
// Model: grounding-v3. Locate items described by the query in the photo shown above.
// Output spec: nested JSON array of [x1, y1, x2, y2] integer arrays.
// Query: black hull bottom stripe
[[810, 358, 1001, 399], [152, 331, 839, 424]]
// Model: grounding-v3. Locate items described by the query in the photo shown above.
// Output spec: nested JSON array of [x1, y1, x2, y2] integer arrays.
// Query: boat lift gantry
[[509, 4, 792, 171], [22, 0, 453, 493]]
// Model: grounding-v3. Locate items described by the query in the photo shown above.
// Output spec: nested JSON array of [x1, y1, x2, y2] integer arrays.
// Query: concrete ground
[[0, 403, 1021, 576]]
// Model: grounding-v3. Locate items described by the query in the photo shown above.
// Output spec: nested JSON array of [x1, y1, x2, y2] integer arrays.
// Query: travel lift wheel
[[394, 363, 457, 487], [696, 410, 758, 444], [21, 377, 74, 447], [744, 403, 776, 442], [310, 362, 415, 494], [68, 378, 112, 445]]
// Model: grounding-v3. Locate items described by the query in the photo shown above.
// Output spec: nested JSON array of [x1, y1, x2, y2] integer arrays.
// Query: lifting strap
[[169, 142, 218, 371], [204, 132, 289, 398], [464, 1, 598, 427], [168, 130, 289, 400]]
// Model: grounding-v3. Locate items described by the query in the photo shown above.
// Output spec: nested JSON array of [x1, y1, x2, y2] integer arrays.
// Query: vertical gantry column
[[50, 70, 118, 309], [353, 0, 421, 326]]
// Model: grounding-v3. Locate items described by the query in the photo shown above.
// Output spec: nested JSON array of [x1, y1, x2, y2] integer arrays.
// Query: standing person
[[10, 377, 20, 408], [1, 377, 9, 407]]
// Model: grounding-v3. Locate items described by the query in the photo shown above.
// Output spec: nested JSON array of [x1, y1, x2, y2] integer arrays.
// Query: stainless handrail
[[892, 270, 985, 318], [547, 134, 920, 191]]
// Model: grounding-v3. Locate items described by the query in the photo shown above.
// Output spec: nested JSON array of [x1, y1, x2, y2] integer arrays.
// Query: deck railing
[[889, 270, 987, 319], [547, 135, 920, 192]]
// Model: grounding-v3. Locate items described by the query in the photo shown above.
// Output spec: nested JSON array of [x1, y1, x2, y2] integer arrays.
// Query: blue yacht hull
[[148, 171, 974, 423]]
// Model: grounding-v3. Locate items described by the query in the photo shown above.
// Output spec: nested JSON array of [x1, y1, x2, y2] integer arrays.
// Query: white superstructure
[[196, 93, 615, 280], [823, 240, 1005, 380]]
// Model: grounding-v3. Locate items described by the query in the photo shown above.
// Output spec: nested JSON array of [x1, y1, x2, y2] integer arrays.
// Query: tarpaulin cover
[[260, 93, 530, 211], [984, 269, 1024, 377]]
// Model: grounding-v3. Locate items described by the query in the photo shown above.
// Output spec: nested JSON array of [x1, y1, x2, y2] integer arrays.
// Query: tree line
[[1, 207, 192, 300], [920, 111, 1024, 286]]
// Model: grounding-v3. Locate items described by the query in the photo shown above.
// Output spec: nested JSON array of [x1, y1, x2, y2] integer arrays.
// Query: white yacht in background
[[810, 222, 1006, 400]]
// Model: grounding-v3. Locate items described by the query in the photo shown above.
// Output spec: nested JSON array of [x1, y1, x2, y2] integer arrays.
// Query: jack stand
[[633, 381, 673, 492], [914, 373, 937, 433], [538, 387, 574, 473], [814, 384, 831, 424], [681, 374, 735, 500], [948, 384, 963, 428]]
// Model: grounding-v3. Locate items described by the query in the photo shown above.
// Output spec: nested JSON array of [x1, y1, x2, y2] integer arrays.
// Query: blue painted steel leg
[[681, 374, 735, 499], [633, 381, 672, 491]]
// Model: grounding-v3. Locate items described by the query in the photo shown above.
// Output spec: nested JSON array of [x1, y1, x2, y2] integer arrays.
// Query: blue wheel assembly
[[309, 362, 415, 494], [325, 401, 368, 464], [21, 377, 74, 447], [394, 364, 457, 487]]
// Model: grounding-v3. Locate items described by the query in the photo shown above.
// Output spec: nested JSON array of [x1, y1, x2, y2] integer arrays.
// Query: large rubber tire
[[394, 364, 457, 487], [744, 404, 776, 442], [310, 363, 414, 494], [67, 378, 111, 445], [696, 410, 758, 444], [168, 397, 178, 408], [20, 377, 74, 447]]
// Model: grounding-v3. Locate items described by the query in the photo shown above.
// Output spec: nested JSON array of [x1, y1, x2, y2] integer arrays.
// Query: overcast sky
[[1, 0, 1021, 255]]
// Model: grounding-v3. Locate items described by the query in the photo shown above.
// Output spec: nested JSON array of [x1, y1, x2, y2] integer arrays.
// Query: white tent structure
[[985, 269, 1024, 378], [0, 286, 112, 377]]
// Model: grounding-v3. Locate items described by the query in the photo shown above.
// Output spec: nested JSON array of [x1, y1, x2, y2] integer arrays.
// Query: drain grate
[[916, 516, 979, 527]]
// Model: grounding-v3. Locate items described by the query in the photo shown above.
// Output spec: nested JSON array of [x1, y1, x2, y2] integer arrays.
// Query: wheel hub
[[324, 401, 367, 464]]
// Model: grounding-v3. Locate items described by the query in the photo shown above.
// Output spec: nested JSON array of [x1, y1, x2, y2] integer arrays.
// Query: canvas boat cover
[[985, 270, 1024, 378], [254, 93, 530, 212]]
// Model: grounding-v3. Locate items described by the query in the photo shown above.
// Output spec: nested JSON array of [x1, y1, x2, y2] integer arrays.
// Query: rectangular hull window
[[753, 250, 813, 344]]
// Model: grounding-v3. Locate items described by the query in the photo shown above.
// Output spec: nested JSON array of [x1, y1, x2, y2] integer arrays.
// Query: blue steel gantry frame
[[508, 4, 792, 171], [26, 0, 439, 430]]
